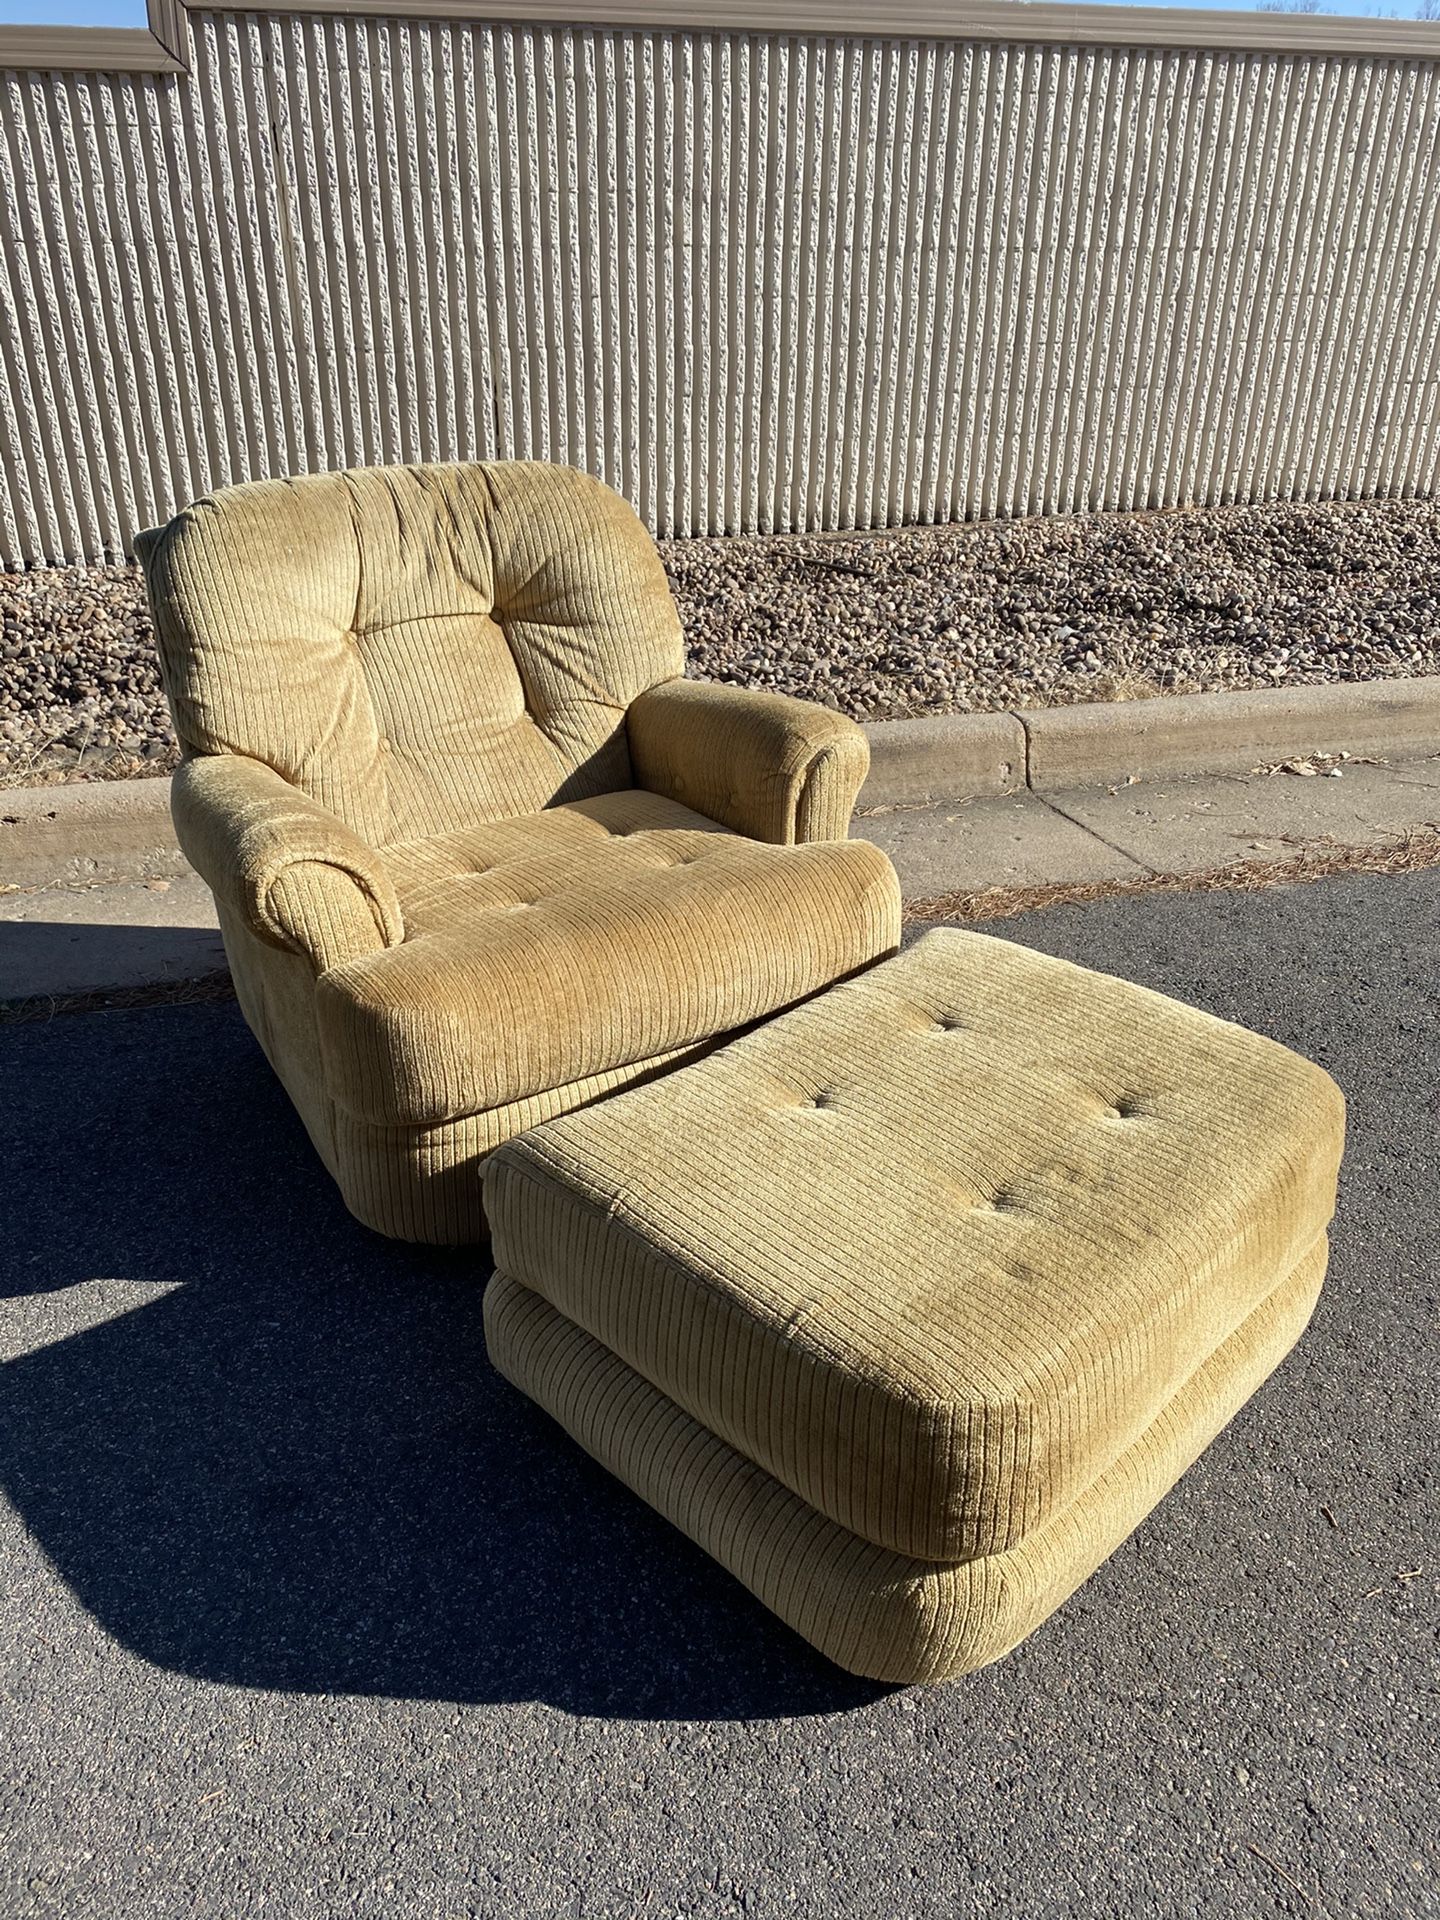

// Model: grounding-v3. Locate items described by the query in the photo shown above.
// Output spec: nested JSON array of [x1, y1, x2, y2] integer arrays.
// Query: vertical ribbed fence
[[3, 17, 1440, 564]]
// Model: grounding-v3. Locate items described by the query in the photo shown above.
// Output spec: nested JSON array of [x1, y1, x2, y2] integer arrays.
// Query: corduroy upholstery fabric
[[628, 679, 871, 843], [486, 1243, 1326, 1683], [172, 754, 403, 971], [323, 792, 896, 1126], [140, 460, 687, 844], [483, 930, 1345, 1681], [137, 460, 896, 1242]]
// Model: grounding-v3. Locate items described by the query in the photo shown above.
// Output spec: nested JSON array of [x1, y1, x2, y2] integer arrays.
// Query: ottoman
[[482, 929, 1345, 1683]]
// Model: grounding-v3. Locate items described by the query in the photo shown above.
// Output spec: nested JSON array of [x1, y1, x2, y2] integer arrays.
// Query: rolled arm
[[627, 679, 869, 844], [172, 754, 403, 971]]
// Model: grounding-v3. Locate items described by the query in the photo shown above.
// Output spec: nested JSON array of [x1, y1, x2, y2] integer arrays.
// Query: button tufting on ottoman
[[482, 929, 1345, 1683]]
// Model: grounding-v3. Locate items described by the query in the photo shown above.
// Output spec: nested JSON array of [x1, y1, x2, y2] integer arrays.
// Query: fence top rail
[[5, 0, 1440, 81], [1, 0, 183, 68]]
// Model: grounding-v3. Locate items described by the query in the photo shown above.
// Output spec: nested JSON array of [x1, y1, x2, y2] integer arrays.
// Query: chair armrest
[[627, 680, 870, 844], [172, 754, 403, 971]]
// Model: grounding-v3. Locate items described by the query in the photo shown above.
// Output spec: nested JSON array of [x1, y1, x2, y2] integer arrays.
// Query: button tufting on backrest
[[146, 462, 685, 845]]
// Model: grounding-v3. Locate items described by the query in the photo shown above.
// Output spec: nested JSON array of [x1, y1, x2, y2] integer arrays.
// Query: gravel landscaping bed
[[4, 494, 1440, 786]]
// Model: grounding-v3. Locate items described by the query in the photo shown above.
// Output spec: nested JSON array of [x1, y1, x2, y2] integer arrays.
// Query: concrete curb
[[1, 776, 182, 887], [858, 675, 1440, 808], [3, 678, 1438, 879], [1018, 677, 1440, 793], [859, 711, 1026, 805]]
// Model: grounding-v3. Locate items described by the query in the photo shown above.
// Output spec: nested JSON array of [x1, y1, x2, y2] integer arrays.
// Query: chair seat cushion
[[314, 790, 900, 1125], [483, 929, 1345, 1563]]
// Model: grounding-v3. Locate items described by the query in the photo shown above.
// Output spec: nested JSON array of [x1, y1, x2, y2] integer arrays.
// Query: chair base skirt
[[484, 1240, 1326, 1685]]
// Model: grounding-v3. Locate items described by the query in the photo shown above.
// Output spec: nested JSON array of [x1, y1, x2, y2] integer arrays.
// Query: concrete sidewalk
[[0, 874, 226, 1000], [862, 753, 1440, 899], [2, 755, 1437, 1002]]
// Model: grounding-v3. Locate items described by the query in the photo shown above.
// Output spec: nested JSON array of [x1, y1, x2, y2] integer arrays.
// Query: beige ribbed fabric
[[486, 1243, 1326, 1683], [172, 754, 403, 963], [628, 680, 871, 844], [140, 461, 686, 845], [483, 930, 1344, 1680], [138, 461, 897, 1242], [324, 795, 898, 1126]]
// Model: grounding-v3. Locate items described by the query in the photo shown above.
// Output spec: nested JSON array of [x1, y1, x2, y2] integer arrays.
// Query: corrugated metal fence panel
[[4, 18, 1440, 564]]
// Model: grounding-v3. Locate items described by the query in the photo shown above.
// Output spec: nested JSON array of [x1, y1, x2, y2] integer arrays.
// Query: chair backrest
[[137, 461, 685, 846]]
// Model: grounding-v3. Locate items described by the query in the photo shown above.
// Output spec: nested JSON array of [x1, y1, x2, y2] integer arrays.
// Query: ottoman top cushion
[[484, 929, 1344, 1563]]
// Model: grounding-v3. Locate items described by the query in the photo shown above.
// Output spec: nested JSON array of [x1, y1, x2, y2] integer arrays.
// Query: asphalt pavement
[[1, 868, 1436, 1919]]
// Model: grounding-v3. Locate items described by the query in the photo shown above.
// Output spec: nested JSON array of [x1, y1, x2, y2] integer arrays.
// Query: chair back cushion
[[137, 461, 685, 844]]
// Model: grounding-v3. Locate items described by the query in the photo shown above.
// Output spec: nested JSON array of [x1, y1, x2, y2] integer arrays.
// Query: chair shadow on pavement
[[0, 1000, 885, 1721]]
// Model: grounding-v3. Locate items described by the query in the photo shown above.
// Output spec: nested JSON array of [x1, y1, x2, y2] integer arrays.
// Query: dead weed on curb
[[0, 970, 235, 1026]]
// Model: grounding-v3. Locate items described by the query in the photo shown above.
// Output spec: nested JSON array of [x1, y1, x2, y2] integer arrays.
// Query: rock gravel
[[666, 495, 1440, 721], [0, 563, 175, 787], [4, 495, 1440, 786]]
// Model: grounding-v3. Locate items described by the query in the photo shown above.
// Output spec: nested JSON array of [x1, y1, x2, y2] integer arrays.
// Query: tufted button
[[377, 736, 392, 754], [934, 1014, 965, 1032], [783, 1088, 840, 1111]]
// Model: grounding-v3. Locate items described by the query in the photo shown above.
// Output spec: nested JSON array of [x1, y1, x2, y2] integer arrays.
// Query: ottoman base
[[485, 1239, 1326, 1685]]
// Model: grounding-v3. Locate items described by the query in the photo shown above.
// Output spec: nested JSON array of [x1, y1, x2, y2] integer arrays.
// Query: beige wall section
[[4, 15, 1440, 565]]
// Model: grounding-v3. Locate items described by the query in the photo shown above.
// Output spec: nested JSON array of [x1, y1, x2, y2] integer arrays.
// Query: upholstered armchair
[[137, 461, 900, 1242]]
